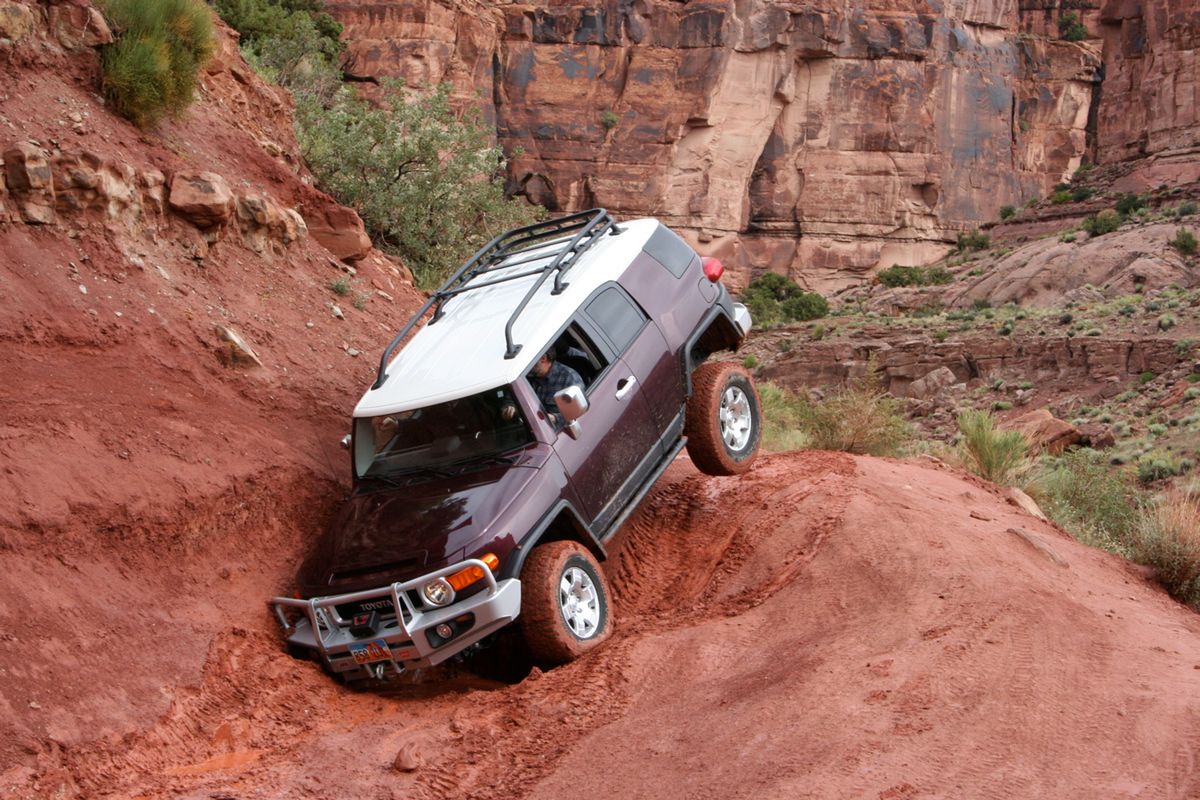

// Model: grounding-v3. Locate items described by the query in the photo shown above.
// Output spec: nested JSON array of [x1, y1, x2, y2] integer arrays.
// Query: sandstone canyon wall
[[329, 1, 1197, 291]]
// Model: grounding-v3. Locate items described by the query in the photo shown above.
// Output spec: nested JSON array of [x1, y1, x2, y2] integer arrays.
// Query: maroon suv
[[271, 209, 760, 681]]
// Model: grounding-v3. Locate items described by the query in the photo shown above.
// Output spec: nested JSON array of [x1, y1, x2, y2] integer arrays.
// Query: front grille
[[335, 597, 404, 620]]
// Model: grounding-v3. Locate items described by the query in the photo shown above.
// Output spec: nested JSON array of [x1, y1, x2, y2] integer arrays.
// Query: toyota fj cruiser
[[271, 209, 761, 681]]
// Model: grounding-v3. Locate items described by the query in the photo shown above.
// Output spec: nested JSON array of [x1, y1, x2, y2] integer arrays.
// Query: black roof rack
[[371, 209, 620, 390]]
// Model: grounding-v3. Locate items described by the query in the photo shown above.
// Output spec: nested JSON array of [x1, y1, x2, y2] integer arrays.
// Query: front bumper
[[269, 559, 521, 680]]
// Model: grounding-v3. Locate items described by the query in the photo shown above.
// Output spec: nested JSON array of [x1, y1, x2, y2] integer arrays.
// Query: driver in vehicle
[[528, 344, 583, 425]]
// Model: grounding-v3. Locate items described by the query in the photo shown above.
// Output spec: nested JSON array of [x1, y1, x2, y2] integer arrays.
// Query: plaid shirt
[[531, 360, 583, 416]]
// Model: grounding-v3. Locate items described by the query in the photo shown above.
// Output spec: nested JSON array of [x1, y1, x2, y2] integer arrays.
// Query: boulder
[[168, 172, 234, 228], [0, 1, 36, 42], [236, 194, 307, 253], [999, 408, 1081, 455], [305, 204, 371, 262], [905, 366, 957, 400], [53, 151, 139, 222], [4, 142, 56, 224], [47, 2, 112, 50], [1076, 422, 1116, 450]]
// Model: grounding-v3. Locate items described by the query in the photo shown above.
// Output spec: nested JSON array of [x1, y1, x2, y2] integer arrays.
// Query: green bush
[[742, 354, 759, 370], [1115, 193, 1146, 215], [956, 409, 1028, 485], [298, 81, 541, 289], [98, 0, 216, 127], [739, 273, 829, 327], [1158, 314, 1177, 331], [1082, 209, 1122, 236], [1177, 201, 1199, 217], [757, 381, 811, 452], [999, 205, 1016, 220], [794, 367, 910, 456], [1071, 186, 1094, 202], [1058, 12, 1087, 41], [1051, 190, 1072, 204], [1030, 449, 1140, 555], [957, 230, 990, 252], [600, 110, 620, 130], [1170, 228, 1197, 255], [876, 265, 954, 288], [1136, 451, 1190, 484]]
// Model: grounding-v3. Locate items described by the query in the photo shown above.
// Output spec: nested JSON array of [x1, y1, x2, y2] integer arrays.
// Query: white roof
[[354, 217, 661, 418]]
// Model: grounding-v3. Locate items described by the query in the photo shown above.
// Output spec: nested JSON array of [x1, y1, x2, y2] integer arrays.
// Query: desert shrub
[[1177, 201, 1199, 217], [757, 381, 811, 452], [794, 367, 910, 456], [1058, 12, 1087, 41], [999, 205, 1016, 220], [1071, 186, 1094, 202], [956, 409, 1028, 485], [1082, 209, 1122, 236], [1170, 228, 1197, 255], [298, 81, 541, 289], [742, 354, 759, 369], [876, 265, 954, 287], [600, 110, 620, 129], [328, 276, 350, 295], [1140, 371, 1156, 384], [1136, 451, 1191, 484], [1134, 492, 1200, 608], [98, 0, 216, 127], [214, 0, 343, 102], [1051, 189, 1072, 204], [957, 230, 990, 252], [1158, 314, 1177, 331], [1115, 193, 1146, 215], [1030, 449, 1140, 555], [739, 273, 829, 327]]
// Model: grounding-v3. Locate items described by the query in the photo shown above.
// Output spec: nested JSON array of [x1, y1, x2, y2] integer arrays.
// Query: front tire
[[519, 541, 612, 668], [685, 361, 762, 475]]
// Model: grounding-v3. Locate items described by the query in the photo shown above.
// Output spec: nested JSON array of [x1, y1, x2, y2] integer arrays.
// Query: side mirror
[[340, 434, 351, 450], [554, 385, 588, 440]]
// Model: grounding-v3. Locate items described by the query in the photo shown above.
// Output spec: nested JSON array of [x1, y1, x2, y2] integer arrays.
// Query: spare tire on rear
[[685, 362, 762, 475]]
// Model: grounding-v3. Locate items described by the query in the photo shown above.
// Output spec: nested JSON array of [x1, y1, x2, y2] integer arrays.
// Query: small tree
[[1058, 11, 1087, 42], [297, 81, 541, 288]]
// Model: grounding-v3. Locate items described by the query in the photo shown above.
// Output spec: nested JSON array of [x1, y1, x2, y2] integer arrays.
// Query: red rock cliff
[[329, 0, 1197, 291]]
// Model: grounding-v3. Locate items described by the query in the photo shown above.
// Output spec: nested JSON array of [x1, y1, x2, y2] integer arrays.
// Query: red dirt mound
[[7, 452, 1200, 799]]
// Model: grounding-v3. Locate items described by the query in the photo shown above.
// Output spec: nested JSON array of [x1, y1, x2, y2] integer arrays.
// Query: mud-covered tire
[[519, 541, 612, 668], [685, 361, 762, 476]]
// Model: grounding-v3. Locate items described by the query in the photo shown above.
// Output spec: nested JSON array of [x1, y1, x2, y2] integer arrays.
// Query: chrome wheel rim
[[720, 385, 753, 452], [558, 566, 601, 639]]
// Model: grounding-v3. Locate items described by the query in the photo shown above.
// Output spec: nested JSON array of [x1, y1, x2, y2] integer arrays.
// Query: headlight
[[421, 578, 454, 607]]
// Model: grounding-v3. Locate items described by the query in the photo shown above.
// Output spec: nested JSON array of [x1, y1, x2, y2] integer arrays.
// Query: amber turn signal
[[446, 553, 500, 591]]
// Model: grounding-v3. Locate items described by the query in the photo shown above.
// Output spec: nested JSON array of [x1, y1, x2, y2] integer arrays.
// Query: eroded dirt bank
[[8, 452, 1200, 799]]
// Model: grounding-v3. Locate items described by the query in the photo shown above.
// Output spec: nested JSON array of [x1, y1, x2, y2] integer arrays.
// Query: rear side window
[[585, 286, 646, 355], [642, 224, 696, 278]]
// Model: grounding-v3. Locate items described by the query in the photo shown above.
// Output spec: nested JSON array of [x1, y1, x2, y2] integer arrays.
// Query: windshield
[[353, 386, 533, 479]]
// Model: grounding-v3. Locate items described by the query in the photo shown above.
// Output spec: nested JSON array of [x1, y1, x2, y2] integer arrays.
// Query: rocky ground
[[6, 454, 1200, 799]]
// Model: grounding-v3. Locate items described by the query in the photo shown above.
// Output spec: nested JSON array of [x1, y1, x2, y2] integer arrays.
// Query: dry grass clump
[[795, 368, 910, 457], [955, 409, 1029, 486], [757, 381, 810, 453], [1135, 491, 1200, 608]]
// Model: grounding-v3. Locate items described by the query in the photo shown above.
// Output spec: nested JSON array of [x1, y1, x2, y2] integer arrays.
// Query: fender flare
[[502, 500, 606, 581]]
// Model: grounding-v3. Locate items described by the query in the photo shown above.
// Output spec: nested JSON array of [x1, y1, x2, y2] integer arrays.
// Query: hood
[[298, 450, 546, 596]]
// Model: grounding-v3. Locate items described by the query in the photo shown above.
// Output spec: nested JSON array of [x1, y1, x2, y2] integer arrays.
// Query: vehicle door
[[547, 306, 662, 534], [586, 281, 682, 441]]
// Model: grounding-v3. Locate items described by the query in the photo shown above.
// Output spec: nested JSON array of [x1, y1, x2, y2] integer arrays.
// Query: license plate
[[348, 638, 392, 664]]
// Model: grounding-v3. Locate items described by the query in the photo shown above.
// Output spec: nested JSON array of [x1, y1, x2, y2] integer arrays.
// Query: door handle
[[615, 375, 637, 400]]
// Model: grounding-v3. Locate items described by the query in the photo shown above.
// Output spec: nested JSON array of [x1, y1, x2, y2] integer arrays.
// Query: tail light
[[702, 257, 724, 282]]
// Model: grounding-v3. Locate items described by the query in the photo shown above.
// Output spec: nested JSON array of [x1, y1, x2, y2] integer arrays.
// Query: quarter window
[[585, 286, 646, 356]]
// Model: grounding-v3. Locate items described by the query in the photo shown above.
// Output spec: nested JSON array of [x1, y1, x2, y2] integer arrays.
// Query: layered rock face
[[329, 1, 1187, 291]]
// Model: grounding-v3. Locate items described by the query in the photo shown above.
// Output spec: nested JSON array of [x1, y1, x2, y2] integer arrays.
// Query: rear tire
[[685, 362, 762, 475], [519, 541, 612, 668]]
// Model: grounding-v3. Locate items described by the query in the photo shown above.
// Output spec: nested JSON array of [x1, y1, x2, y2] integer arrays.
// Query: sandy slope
[[9, 451, 1200, 800]]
